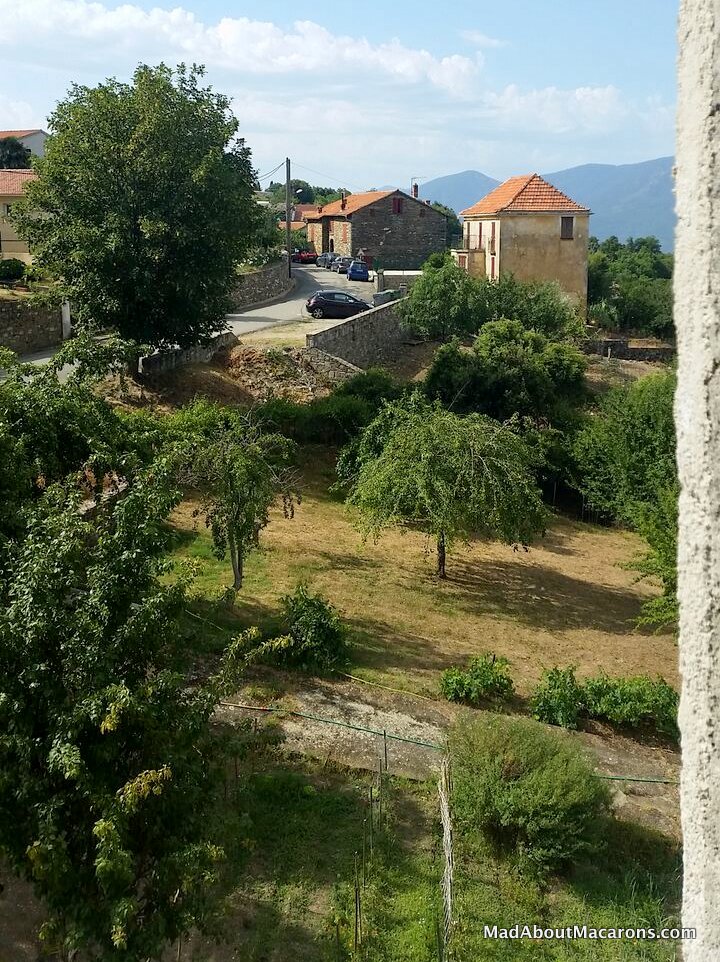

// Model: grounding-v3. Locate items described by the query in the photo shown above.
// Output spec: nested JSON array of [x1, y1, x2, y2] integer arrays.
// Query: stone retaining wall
[[231, 260, 292, 310], [138, 331, 238, 376], [0, 298, 62, 354], [582, 338, 676, 362], [300, 347, 362, 385], [305, 300, 409, 368]]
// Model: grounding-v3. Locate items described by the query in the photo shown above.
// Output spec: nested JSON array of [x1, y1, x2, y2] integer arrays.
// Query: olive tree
[[340, 395, 546, 577]]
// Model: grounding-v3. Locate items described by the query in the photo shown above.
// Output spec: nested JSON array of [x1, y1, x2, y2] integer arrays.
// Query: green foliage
[[168, 400, 299, 592], [0, 257, 26, 281], [530, 666, 586, 730], [402, 264, 582, 341], [450, 715, 611, 875], [583, 675, 679, 738], [424, 321, 587, 425], [588, 236, 674, 337], [422, 250, 452, 270], [573, 370, 677, 627], [279, 584, 349, 669], [265, 179, 345, 206], [12, 64, 258, 348], [341, 393, 546, 577], [0, 466, 239, 961], [440, 653, 514, 704], [0, 136, 31, 169]]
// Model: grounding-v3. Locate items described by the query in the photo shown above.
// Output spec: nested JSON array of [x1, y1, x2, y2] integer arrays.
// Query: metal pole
[[285, 157, 292, 279]]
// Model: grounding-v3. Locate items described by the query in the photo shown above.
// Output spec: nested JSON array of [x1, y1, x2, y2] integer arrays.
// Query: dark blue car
[[347, 260, 369, 281]]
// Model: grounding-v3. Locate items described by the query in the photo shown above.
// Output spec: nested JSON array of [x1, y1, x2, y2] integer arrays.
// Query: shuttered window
[[561, 216, 574, 240]]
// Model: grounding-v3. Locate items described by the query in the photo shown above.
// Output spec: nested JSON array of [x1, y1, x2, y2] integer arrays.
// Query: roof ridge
[[498, 173, 536, 211]]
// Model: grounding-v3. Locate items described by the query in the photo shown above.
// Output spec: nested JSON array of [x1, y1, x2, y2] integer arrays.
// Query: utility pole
[[285, 157, 292, 279]]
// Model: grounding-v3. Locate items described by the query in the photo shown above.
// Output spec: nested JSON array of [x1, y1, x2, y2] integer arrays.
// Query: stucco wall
[[305, 300, 409, 368], [0, 298, 62, 353], [0, 200, 32, 264], [498, 212, 589, 304], [231, 260, 292, 310], [675, 1, 720, 957]]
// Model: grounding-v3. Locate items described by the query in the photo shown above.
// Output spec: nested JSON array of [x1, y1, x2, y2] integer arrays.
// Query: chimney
[[317, 205, 323, 213], [412, 183, 419, 199], [341, 191, 347, 210], [424, 199, 431, 206]]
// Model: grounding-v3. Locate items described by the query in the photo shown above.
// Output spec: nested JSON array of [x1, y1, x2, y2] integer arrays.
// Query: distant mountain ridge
[[414, 157, 675, 250]]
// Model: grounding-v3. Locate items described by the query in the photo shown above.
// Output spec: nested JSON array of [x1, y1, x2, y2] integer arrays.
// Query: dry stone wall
[[0, 299, 62, 354], [305, 300, 410, 368], [582, 338, 675, 362], [231, 261, 292, 310]]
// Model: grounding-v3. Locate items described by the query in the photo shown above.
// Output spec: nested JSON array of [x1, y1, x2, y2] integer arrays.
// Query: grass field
[[170, 448, 678, 701]]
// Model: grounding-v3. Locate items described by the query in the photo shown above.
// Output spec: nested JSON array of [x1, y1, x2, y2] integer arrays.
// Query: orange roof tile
[[305, 190, 395, 220], [461, 174, 589, 216], [0, 129, 43, 140], [0, 168, 37, 196], [278, 220, 307, 231]]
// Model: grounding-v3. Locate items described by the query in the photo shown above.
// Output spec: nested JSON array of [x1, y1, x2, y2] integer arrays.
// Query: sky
[[0, 0, 677, 191]]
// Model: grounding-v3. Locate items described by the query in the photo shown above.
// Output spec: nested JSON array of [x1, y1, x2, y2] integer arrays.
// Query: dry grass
[[171, 450, 678, 700]]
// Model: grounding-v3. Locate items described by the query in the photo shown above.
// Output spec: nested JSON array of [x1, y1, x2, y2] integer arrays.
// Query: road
[[225, 263, 375, 337], [17, 264, 375, 368]]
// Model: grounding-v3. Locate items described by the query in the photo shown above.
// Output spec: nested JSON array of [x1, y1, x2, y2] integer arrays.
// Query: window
[[392, 197, 403, 214], [561, 216, 574, 240]]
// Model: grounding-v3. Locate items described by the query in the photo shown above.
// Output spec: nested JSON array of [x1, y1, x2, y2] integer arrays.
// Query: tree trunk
[[437, 531, 447, 579], [229, 535, 243, 591]]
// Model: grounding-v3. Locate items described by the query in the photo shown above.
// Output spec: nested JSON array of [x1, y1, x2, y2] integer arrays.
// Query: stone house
[[453, 173, 590, 304], [0, 168, 36, 263], [0, 128, 48, 158], [305, 189, 446, 269]]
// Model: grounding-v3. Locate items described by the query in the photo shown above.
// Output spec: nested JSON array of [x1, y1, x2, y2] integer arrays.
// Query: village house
[[306, 188, 446, 270], [0, 168, 36, 263], [453, 174, 590, 304], [0, 129, 48, 158]]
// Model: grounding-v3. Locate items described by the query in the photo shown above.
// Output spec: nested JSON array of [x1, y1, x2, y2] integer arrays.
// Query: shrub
[[256, 394, 374, 445], [440, 653, 514, 704], [333, 368, 403, 407], [530, 666, 585, 729], [583, 674, 679, 738], [0, 258, 26, 282], [274, 584, 348, 670], [450, 715, 611, 874]]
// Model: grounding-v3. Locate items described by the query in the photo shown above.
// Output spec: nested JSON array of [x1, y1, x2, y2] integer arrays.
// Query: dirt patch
[[585, 355, 670, 394], [221, 345, 332, 402]]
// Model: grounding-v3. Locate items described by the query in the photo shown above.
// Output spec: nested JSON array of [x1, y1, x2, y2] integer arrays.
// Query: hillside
[[418, 157, 675, 250]]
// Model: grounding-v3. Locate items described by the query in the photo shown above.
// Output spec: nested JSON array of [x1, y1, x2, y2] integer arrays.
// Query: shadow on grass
[[445, 558, 652, 635]]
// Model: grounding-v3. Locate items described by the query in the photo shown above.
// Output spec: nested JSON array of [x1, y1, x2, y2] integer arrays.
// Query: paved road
[[226, 264, 375, 337]]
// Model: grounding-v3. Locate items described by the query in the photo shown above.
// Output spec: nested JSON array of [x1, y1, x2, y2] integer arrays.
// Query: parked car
[[296, 250, 318, 264], [347, 260, 369, 281], [290, 248, 301, 262], [305, 290, 371, 319], [316, 252, 335, 268], [331, 256, 353, 274]]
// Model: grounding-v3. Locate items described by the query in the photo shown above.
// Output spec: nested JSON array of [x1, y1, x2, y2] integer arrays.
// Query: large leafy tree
[[0, 135, 31, 169], [424, 320, 587, 425], [0, 464, 249, 961], [168, 401, 299, 592], [12, 64, 258, 348], [340, 395, 546, 577]]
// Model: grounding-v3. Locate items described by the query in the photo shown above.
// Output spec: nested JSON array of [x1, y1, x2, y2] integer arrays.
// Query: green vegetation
[[339, 393, 546, 577], [530, 666, 586, 729], [588, 235, 673, 338], [265, 178, 346, 207], [0, 135, 31, 169], [0, 257, 26, 282], [440, 653, 514, 704], [12, 64, 258, 348]]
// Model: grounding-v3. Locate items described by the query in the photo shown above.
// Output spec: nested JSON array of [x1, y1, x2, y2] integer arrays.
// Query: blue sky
[[0, 0, 677, 190]]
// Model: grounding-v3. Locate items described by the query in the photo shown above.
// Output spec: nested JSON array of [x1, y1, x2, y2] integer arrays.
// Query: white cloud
[[0, 1, 480, 97], [479, 84, 630, 135], [461, 30, 507, 49], [0, 95, 43, 130]]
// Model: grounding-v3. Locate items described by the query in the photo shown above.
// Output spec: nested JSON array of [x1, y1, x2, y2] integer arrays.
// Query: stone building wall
[[305, 300, 409, 368], [350, 194, 446, 269], [231, 260, 292, 310], [0, 298, 62, 354]]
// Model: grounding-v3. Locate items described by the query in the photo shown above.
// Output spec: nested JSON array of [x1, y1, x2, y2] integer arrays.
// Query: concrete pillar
[[61, 301, 72, 340], [675, 1, 720, 956]]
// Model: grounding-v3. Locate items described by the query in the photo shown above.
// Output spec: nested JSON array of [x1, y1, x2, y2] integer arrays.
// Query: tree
[[12, 64, 258, 348], [0, 135, 31, 169], [429, 201, 461, 247], [169, 401, 299, 592], [424, 320, 587, 425], [400, 260, 482, 340], [340, 395, 546, 577], [0, 464, 250, 961]]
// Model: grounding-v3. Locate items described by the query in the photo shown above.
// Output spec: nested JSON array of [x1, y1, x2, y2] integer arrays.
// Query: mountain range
[[411, 157, 675, 251]]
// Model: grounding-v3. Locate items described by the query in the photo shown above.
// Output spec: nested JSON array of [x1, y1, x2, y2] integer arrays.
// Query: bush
[[450, 715, 611, 874], [440, 653, 514, 704], [530, 666, 585, 729], [272, 584, 348, 670], [583, 674, 679, 738], [256, 394, 374, 445], [0, 258, 26, 282]]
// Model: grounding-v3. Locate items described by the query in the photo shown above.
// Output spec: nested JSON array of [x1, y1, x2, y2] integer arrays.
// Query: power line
[[256, 161, 285, 183]]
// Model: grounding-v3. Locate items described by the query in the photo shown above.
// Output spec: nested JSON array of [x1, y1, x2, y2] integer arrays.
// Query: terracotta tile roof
[[305, 190, 395, 220], [293, 204, 318, 219], [460, 174, 589, 216], [0, 168, 37, 196], [0, 129, 43, 140], [278, 221, 307, 231]]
